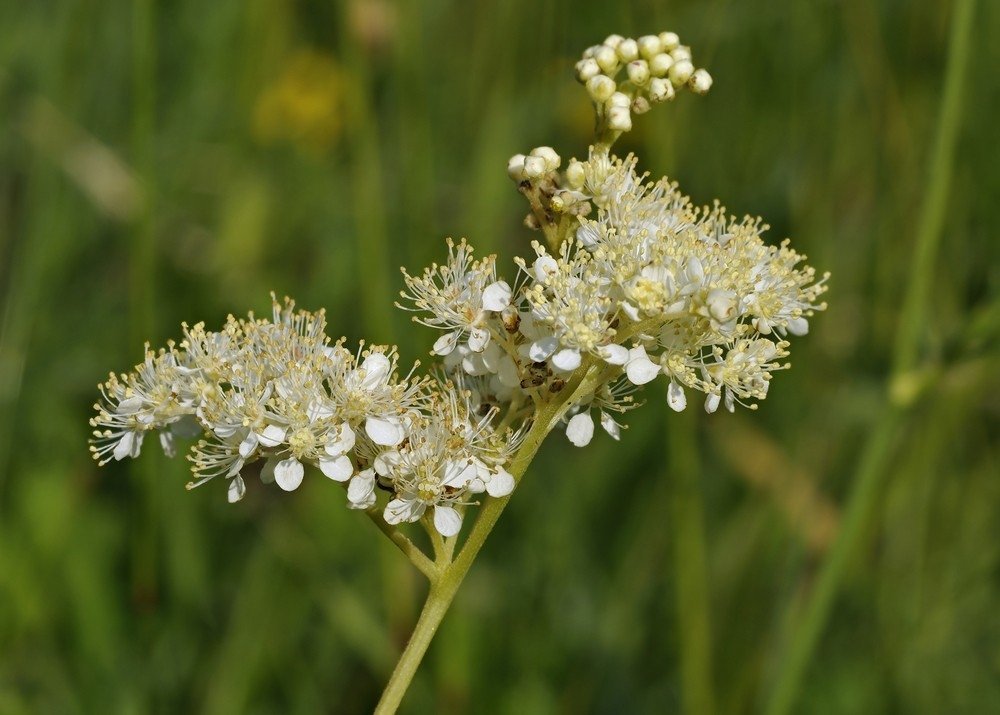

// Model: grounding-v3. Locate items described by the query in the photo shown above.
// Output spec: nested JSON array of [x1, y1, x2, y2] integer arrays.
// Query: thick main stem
[[374, 579, 461, 715]]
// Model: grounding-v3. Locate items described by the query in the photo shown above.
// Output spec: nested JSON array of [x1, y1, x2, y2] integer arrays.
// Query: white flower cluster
[[576, 32, 713, 134], [92, 29, 828, 538], [530, 150, 827, 415], [91, 297, 516, 535]]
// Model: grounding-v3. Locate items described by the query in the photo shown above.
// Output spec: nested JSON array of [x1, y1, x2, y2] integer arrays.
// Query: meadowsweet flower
[[399, 238, 511, 358], [91, 28, 827, 555]]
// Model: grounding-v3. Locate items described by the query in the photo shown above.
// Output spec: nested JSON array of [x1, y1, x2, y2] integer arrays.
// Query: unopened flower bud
[[668, 59, 694, 85], [565, 160, 586, 189], [594, 45, 620, 74], [606, 91, 631, 109], [659, 31, 680, 50], [607, 105, 632, 132], [603, 34, 625, 49], [550, 189, 581, 213], [631, 96, 651, 115], [582, 44, 601, 59], [649, 53, 674, 77], [626, 60, 650, 86], [586, 75, 616, 103], [637, 35, 662, 60], [690, 68, 713, 94], [530, 146, 561, 171], [575, 58, 601, 82], [671, 45, 692, 62], [507, 154, 527, 181], [648, 77, 675, 103], [616, 38, 639, 62], [523, 154, 547, 179]]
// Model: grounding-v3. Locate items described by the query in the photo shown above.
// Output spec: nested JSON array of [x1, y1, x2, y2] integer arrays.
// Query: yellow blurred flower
[[253, 50, 343, 153]]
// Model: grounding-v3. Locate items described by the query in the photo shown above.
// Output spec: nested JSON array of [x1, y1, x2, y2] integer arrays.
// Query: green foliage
[[0, 0, 997, 712]]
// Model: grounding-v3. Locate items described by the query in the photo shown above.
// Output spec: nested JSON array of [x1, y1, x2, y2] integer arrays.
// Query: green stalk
[[764, 1, 976, 713], [668, 408, 714, 715], [374, 359, 619, 713]]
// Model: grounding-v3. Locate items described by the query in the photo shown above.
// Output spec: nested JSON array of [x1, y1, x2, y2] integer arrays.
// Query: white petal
[[307, 400, 335, 422], [384, 498, 424, 525], [497, 356, 521, 388], [787, 316, 809, 336], [433, 506, 463, 537], [256, 424, 286, 448], [113, 431, 139, 461], [365, 416, 406, 446], [117, 396, 144, 414], [620, 301, 641, 321], [481, 280, 512, 312], [461, 352, 488, 376], [597, 344, 629, 366], [600, 411, 621, 440], [227, 475, 246, 503], [566, 412, 595, 447], [486, 469, 516, 497], [359, 353, 391, 389], [347, 469, 375, 501], [551, 348, 582, 372], [468, 327, 490, 352], [528, 336, 559, 361], [442, 459, 475, 488], [159, 431, 176, 458], [686, 256, 705, 284], [667, 382, 687, 412], [626, 347, 661, 385], [373, 450, 401, 477], [319, 454, 354, 481], [213, 422, 241, 439], [576, 221, 601, 248], [532, 255, 559, 283], [260, 456, 278, 484], [432, 331, 459, 356], [226, 457, 246, 478], [238, 432, 259, 459], [724, 390, 736, 413], [324, 423, 356, 455], [704, 392, 721, 414], [480, 342, 503, 372], [274, 458, 305, 491]]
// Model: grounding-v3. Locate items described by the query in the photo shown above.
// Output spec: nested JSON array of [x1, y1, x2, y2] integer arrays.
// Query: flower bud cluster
[[576, 31, 713, 135], [91, 297, 516, 535]]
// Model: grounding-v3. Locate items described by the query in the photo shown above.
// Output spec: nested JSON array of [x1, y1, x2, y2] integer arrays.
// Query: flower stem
[[364, 509, 437, 581], [374, 579, 461, 715], [374, 361, 615, 712]]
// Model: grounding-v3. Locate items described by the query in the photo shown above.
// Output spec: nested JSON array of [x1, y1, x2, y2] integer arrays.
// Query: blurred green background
[[1, 0, 997, 713]]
